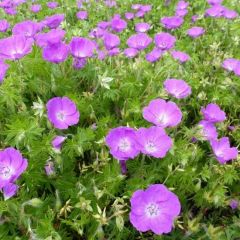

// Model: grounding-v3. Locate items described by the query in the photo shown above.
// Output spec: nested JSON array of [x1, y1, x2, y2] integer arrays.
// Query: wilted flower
[[146, 48, 162, 63], [77, 11, 88, 20], [0, 60, 9, 83], [31, 4, 42, 13], [103, 32, 120, 50], [0, 147, 28, 189], [210, 137, 238, 164], [187, 26, 205, 38], [127, 33, 152, 50], [161, 16, 184, 30], [46, 97, 80, 129], [124, 48, 139, 58], [164, 79, 191, 99], [135, 22, 150, 33], [130, 184, 181, 235], [198, 120, 218, 141], [111, 17, 127, 32], [0, 19, 10, 32], [0, 35, 34, 60], [3, 183, 19, 200], [73, 57, 87, 69], [43, 14, 65, 29], [70, 37, 95, 58], [143, 99, 182, 128], [44, 161, 55, 176], [154, 32, 176, 50], [47, 1, 58, 9], [136, 126, 172, 158], [171, 50, 190, 63], [105, 127, 140, 161], [201, 103, 226, 123]]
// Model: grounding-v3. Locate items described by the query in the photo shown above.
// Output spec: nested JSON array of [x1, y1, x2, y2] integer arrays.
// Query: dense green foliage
[[0, 0, 240, 239]]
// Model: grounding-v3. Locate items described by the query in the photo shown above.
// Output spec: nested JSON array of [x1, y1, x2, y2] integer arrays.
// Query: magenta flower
[[136, 127, 172, 158], [207, 0, 223, 5], [164, 79, 191, 99], [171, 50, 190, 63], [146, 48, 162, 63], [47, 1, 58, 9], [70, 37, 95, 58], [187, 27, 205, 38], [222, 58, 240, 72], [143, 99, 182, 128], [3, 183, 19, 200], [135, 22, 150, 33], [0, 61, 9, 83], [108, 47, 120, 56], [130, 184, 181, 235], [43, 42, 69, 64], [210, 137, 238, 164], [198, 120, 218, 141], [35, 29, 66, 48], [132, 4, 142, 10], [46, 97, 80, 129], [44, 161, 55, 176], [191, 15, 199, 23], [105, 127, 140, 161], [12, 20, 42, 38], [205, 5, 224, 18], [176, 1, 189, 10], [31, 4, 42, 13], [0, 147, 28, 189], [43, 14, 65, 29], [73, 57, 87, 69], [4, 7, 17, 16], [124, 48, 139, 58], [140, 4, 152, 12], [52, 136, 67, 152], [127, 33, 152, 50], [125, 12, 134, 20], [0, 35, 34, 60], [135, 10, 146, 18], [0, 19, 10, 32], [223, 8, 238, 19], [201, 103, 226, 123], [161, 16, 184, 30], [229, 199, 238, 210], [77, 11, 88, 20], [98, 21, 110, 29], [176, 9, 188, 17], [154, 32, 176, 50], [111, 18, 127, 32], [103, 32, 120, 50]]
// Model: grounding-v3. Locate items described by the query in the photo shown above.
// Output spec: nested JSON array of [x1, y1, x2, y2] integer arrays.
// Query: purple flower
[[3, 183, 19, 200], [223, 8, 238, 19], [234, 63, 240, 76], [191, 15, 199, 23], [207, 0, 223, 5], [108, 47, 120, 56], [229, 199, 238, 210], [125, 12, 134, 20], [77, 10, 88, 20], [164, 79, 191, 99], [136, 127, 172, 158], [135, 22, 150, 33], [31, 4, 42, 13], [69, 37, 95, 58], [0, 61, 9, 83], [43, 42, 69, 64], [140, 5, 152, 13], [43, 14, 65, 29], [171, 50, 190, 63], [47, 1, 58, 9], [130, 184, 181, 235], [105, 127, 140, 161], [127, 33, 152, 50], [46, 97, 80, 129], [176, 9, 188, 17], [35, 29, 66, 48], [0, 35, 34, 60], [146, 48, 162, 63], [161, 16, 184, 30], [44, 161, 55, 176], [154, 32, 176, 50], [97, 21, 110, 29], [89, 28, 106, 39], [176, 1, 189, 10], [132, 4, 142, 10], [198, 120, 218, 141], [187, 27, 205, 38], [205, 5, 225, 18], [0, 147, 28, 189], [73, 57, 87, 69], [103, 32, 120, 50], [52, 136, 67, 151], [135, 10, 146, 18], [201, 103, 226, 123], [222, 58, 240, 72], [210, 137, 238, 164], [4, 7, 17, 16], [124, 48, 139, 58], [143, 99, 182, 128], [0, 19, 10, 32], [111, 18, 127, 32], [105, 0, 116, 7], [12, 20, 42, 38]]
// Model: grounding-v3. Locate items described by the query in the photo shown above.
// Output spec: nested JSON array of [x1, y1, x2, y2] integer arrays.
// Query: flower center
[[145, 141, 157, 153], [0, 166, 12, 179], [118, 138, 131, 152], [56, 111, 66, 121], [158, 113, 168, 125], [145, 203, 160, 218]]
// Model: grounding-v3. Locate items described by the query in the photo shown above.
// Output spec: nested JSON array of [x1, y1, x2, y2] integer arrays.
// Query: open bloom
[[130, 184, 181, 235], [47, 1, 58, 9], [136, 127, 172, 158], [146, 48, 162, 63], [43, 14, 65, 29], [0, 60, 9, 83], [198, 120, 218, 141], [201, 103, 226, 123], [210, 137, 238, 164], [127, 33, 152, 50], [124, 48, 139, 58], [222, 58, 240, 72], [187, 27, 205, 38], [135, 22, 150, 33], [0, 147, 28, 189], [0, 35, 34, 60], [143, 99, 182, 128], [154, 32, 176, 50], [3, 183, 19, 200], [205, 5, 225, 18], [103, 33, 120, 50], [171, 50, 190, 63], [111, 18, 127, 32], [46, 97, 80, 129], [52, 136, 67, 152], [164, 79, 191, 99], [77, 11, 88, 20], [70, 37, 95, 58], [105, 127, 140, 161], [31, 4, 42, 13], [161, 16, 184, 30]]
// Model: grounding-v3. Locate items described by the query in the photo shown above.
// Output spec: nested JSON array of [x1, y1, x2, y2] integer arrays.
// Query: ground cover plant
[[0, 0, 240, 239]]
